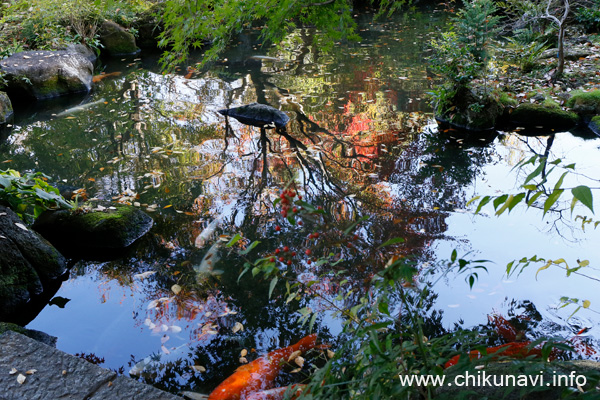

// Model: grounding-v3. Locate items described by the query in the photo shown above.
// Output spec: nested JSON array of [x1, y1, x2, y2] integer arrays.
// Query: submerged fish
[[444, 341, 548, 368], [92, 71, 122, 83], [195, 218, 222, 248], [55, 98, 106, 117], [193, 242, 223, 280], [245, 385, 306, 400], [208, 334, 317, 400]]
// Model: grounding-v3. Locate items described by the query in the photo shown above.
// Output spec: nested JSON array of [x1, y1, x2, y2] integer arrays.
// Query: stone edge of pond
[[0, 330, 183, 400]]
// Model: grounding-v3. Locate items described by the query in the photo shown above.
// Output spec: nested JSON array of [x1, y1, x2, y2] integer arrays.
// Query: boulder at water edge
[[99, 20, 139, 56], [32, 205, 153, 258], [0, 205, 67, 323], [0, 92, 13, 124], [0, 50, 93, 100], [589, 116, 600, 137], [509, 103, 578, 132]]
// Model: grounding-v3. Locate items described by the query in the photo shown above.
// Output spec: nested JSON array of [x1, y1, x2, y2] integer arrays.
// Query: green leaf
[[524, 161, 545, 185], [572, 186, 594, 214], [343, 215, 369, 235], [226, 233, 242, 248], [543, 189, 563, 215], [495, 194, 513, 216], [239, 240, 260, 255], [466, 196, 480, 207], [493, 194, 508, 211], [527, 191, 543, 206], [268, 276, 278, 299], [378, 301, 390, 316], [553, 171, 568, 190], [535, 260, 552, 279], [451, 249, 457, 263], [475, 196, 491, 214], [378, 237, 405, 248]]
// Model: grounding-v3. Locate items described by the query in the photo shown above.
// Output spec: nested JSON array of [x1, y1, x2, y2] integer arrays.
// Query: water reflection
[[1, 4, 597, 397]]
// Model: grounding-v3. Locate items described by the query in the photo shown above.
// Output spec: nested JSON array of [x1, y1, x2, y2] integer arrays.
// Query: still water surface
[[1, 5, 599, 395]]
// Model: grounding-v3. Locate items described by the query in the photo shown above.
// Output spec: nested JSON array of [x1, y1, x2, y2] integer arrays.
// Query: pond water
[[2, 4, 600, 396]]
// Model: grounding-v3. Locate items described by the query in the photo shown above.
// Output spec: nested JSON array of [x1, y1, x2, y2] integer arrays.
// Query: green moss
[[566, 90, 600, 114], [497, 91, 518, 107], [511, 103, 579, 131], [542, 98, 561, 109]]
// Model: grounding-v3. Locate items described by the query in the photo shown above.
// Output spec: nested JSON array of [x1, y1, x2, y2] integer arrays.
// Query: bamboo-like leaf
[[240, 240, 260, 255], [543, 189, 563, 215], [268, 276, 278, 299], [475, 196, 491, 214], [226, 233, 242, 248], [378, 237, 405, 248], [535, 260, 552, 279], [495, 194, 513, 216]]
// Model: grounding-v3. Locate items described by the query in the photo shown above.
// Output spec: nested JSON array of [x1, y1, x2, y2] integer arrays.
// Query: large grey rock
[[0, 205, 67, 323], [0, 322, 57, 347], [219, 102, 290, 128], [0, 50, 93, 100], [32, 205, 154, 258], [0, 91, 13, 124], [99, 20, 139, 56], [0, 331, 182, 400]]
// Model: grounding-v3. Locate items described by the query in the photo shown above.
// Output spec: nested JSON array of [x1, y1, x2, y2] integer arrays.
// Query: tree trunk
[[557, 23, 565, 76]]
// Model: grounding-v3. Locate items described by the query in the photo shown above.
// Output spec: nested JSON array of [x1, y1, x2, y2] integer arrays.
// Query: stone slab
[[0, 331, 182, 400]]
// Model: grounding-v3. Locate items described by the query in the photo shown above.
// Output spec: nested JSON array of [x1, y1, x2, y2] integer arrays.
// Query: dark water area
[[1, 4, 599, 396]]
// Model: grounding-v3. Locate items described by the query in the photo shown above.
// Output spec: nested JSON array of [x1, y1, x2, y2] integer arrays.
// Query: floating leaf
[[232, 322, 244, 333], [288, 350, 302, 362], [239, 357, 248, 364], [240, 349, 248, 357], [190, 365, 206, 373], [171, 284, 182, 295], [161, 345, 170, 354], [294, 356, 305, 367]]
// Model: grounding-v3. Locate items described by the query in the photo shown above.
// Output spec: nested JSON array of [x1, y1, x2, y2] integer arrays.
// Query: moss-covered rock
[[32, 205, 153, 258], [0, 91, 13, 124], [99, 20, 139, 56], [589, 115, 600, 136], [567, 90, 600, 116], [0, 50, 93, 100], [0, 205, 67, 324], [510, 103, 579, 132], [435, 86, 504, 133]]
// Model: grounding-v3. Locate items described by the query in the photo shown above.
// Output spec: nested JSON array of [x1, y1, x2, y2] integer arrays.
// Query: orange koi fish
[[245, 384, 306, 400], [444, 341, 548, 368], [92, 71, 122, 83], [488, 313, 521, 342], [208, 334, 317, 400]]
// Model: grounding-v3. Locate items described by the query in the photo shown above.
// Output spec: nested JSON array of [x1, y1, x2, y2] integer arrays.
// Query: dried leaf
[[161, 345, 170, 354], [25, 369, 37, 375], [327, 349, 335, 359], [239, 357, 248, 364], [171, 284, 182, 295], [190, 365, 206, 373], [290, 368, 301, 373], [294, 356, 305, 367], [232, 322, 244, 333], [9, 368, 17, 375], [240, 349, 248, 357], [288, 350, 302, 362], [17, 374, 25, 384]]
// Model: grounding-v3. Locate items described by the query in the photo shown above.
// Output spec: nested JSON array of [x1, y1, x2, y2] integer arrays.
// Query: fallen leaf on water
[[239, 357, 248, 364], [17, 374, 25, 384], [133, 271, 156, 281], [288, 350, 302, 362], [232, 322, 244, 333], [240, 349, 248, 357], [190, 365, 206, 373], [171, 284, 182, 295], [161, 345, 170, 355], [290, 368, 301, 373], [327, 350, 335, 359], [161, 335, 170, 344], [294, 356, 305, 367]]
